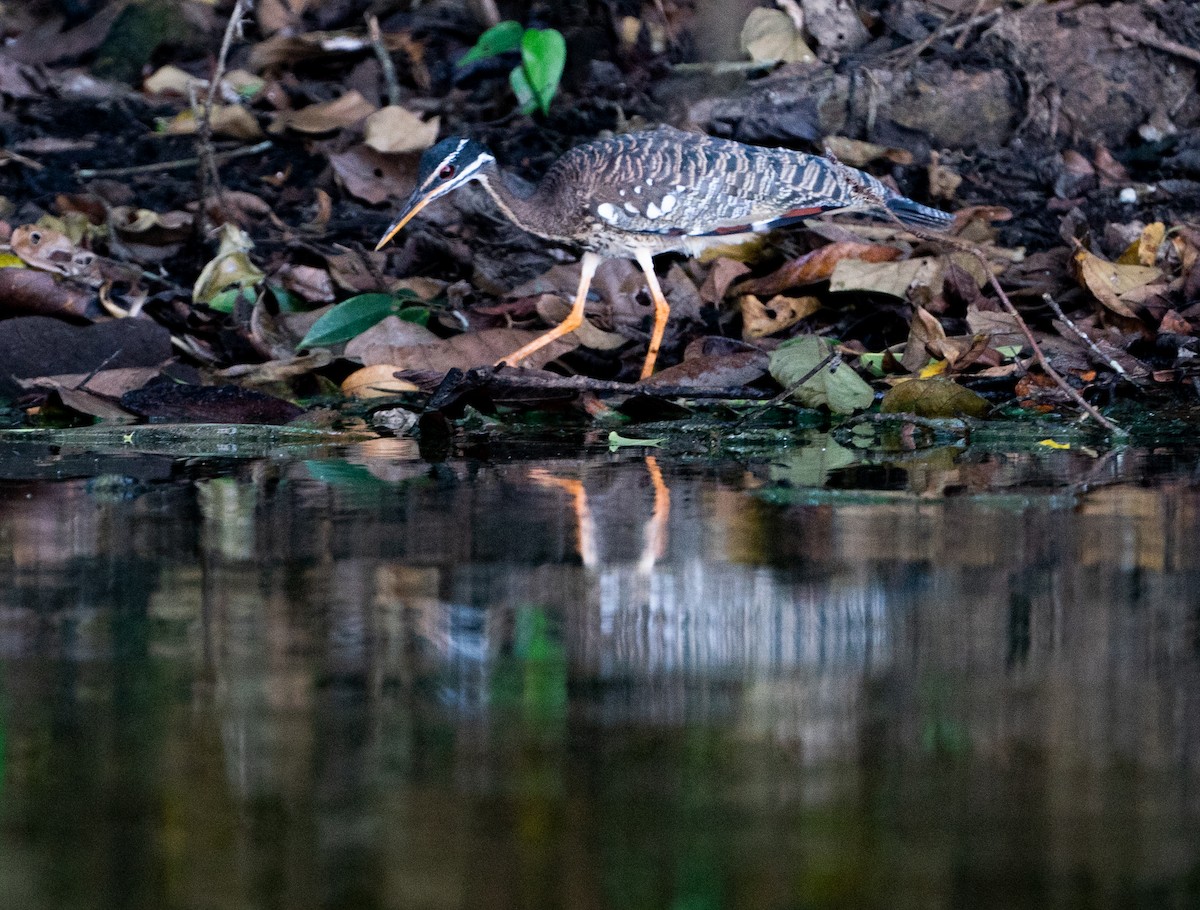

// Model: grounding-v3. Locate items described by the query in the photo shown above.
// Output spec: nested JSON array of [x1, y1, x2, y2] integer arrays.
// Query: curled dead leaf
[[535, 296, 627, 350], [739, 293, 820, 340], [271, 91, 376, 134], [364, 106, 440, 154], [737, 242, 902, 297], [1073, 247, 1162, 318], [342, 365, 421, 398]]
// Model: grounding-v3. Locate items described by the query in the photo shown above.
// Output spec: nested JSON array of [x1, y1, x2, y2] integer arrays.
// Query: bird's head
[[374, 137, 495, 250]]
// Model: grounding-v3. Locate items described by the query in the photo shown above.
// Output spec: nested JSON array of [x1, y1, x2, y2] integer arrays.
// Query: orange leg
[[634, 249, 670, 380], [498, 251, 601, 368]]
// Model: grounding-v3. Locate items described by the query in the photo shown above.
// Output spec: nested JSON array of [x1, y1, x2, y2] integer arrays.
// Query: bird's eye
[[439, 165, 456, 179]]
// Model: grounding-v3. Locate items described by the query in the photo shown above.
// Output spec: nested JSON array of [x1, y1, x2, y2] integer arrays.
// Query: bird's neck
[[476, 166, 566, 241]]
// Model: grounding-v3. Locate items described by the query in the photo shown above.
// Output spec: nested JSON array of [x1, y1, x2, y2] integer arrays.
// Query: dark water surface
[[1, 435, 1198, 909]]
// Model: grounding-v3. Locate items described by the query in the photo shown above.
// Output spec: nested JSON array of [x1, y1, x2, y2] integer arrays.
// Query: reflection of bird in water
[[375, 127, 954, 377], [528, 456, 670, 574]]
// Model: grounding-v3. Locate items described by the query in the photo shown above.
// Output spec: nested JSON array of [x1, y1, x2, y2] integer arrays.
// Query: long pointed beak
[[374, 193, 434, 251]]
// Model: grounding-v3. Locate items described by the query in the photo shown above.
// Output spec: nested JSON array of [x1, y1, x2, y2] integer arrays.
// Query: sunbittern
[[375, 126, 954, 378]]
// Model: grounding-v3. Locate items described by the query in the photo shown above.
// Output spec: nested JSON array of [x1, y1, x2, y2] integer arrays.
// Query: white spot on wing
[[646, 202, 662, 218], [633, 186, 642, 194], [619, 189, 626, 196], [675, 184, 685, 192], [624, 202, 639, 214], [646, 178, 654, 186], [661, 194, 676, 213], [597, 203, 617, 222]]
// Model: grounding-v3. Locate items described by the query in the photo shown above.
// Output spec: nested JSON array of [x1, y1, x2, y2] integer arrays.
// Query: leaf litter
[[0, 0, 1198, 444]]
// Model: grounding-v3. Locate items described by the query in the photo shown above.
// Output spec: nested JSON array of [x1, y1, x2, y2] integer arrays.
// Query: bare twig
[[733, 350, 840, 427], [480, 367, 777, 400], [830, 166, 1124, 434], [76, 140, 272, 179], [367, 14, 402, 108], [1111, 20, 1200, 67], [1042, 292, 1129, 379], [198, 0, 253, 231], [0, 148, 44, 170]]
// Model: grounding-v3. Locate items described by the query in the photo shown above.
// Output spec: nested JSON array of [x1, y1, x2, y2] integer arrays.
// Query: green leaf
[[607, 430, 664, 452], [509, 66, 538, 115], [268, 284, 305, 313], [207, 286, 256, 314], [459, 20, 523, 65], [859, 352, 886, 377], [880, 378, 989, 419], [768, 336, 875, 415], [299, 291, 423, 348], [520, 28, 565, 115]]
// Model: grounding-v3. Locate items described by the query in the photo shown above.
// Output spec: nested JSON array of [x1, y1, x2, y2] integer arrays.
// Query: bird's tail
[[885, 196, 955, 230]]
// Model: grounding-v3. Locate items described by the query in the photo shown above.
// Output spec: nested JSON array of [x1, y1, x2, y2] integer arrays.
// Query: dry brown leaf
[[699, 258, 750, 305], [1159, 310, 1192, 335], [928, 151, 962, 201], [739, 7, 815, 63], [364, 106, 440, 154], [823, 136, 913, 167], [108, 207, 193, 262], [739, 293, 820, 340], [737, 242, 902, 297], [342, 365, 421, 398], [966, 302, 1026, 351], [644, 351, 768, 388], [258, 0, 311, 34], [1117, 222, 1165, 266], [162, 105, 263, 140], [271, 91, 376, 134], [19, 367, 160, 398], [535, 296, 627, 350], [901, 306, 947, 372], [329, 145, 416, 204], [278, 264, 336, 304], [344, 317, 441, 365], [370, 328, 577, 372], [1073, 248, 1162, 318]]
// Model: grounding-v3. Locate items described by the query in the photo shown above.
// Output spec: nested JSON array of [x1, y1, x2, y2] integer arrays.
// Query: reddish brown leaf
[[736, 242, 902, 297]]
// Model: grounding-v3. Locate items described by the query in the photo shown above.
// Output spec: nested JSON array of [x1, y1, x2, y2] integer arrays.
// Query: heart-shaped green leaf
[[458, 20, 523, 65], [299, 291, 426, 349], [520, 28, 565, 115], [509, 66, 538, 115], [768, 336, 875, 415]]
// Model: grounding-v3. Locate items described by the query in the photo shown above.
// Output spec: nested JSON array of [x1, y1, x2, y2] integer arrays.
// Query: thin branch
[[198, 0, 253, 231], [733, 350, 840, 427], [367, 14, 402, 108], [481, 367, 777, 400], [77, 140, 272, 179], [1111, 20, 1200, 67], [1042, 292, 1130, 379], [828, 163, 1124, 434]]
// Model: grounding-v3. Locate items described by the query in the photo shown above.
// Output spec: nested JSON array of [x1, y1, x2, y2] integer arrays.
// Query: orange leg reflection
[[637, 456, 670, 574], [526, 469, 597, 567], [527, 456, 671, 573]]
